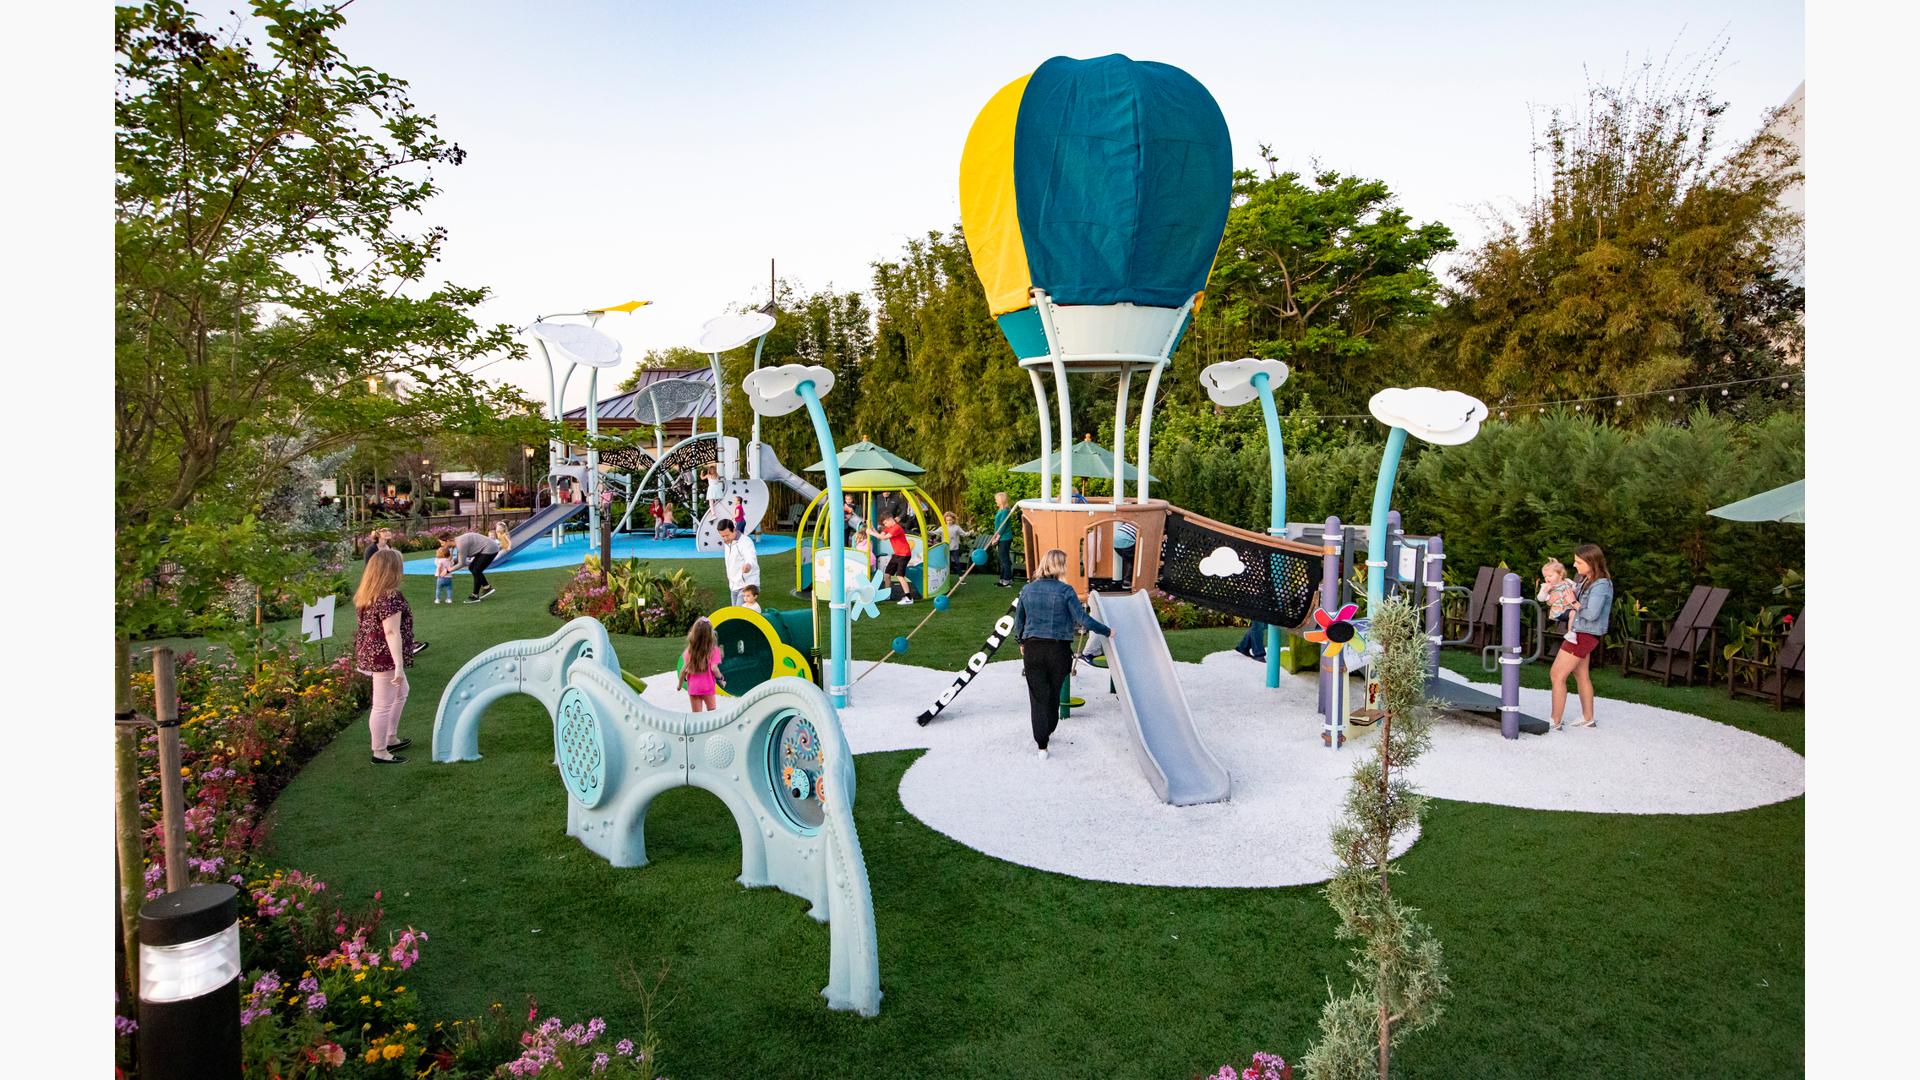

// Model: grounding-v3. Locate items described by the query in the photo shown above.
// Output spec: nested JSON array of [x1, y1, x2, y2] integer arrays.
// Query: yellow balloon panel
[[958, 72, 1034, 317]]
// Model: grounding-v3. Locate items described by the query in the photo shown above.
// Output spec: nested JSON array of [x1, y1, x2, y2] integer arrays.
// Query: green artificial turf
[[261, 559, 1804, 1078]]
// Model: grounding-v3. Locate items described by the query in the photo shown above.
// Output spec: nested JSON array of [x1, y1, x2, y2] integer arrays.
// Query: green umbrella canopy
[[806, 440, 923, 474], [833, 469, 925, 492], [1708, 479, 1805, 523], [1010, 438, 1157, 483]]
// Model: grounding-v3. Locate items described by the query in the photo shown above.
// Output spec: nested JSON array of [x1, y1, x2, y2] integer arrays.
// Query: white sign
[[317, 478, 338, 498], [301, 595, 337, 643], [1398, 544, 1420, 582]]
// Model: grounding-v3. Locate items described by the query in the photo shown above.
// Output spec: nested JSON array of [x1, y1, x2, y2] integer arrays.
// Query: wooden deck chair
[[1621, 586, 1729, 687], [1467, 567, 1506, 651], [1727, 615, 1805, 710]]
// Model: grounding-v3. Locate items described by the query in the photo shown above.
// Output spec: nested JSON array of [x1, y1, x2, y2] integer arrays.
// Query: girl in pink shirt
[[678, 617, 726, 711]]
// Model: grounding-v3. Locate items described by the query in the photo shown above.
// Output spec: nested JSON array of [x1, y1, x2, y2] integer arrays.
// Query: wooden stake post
[[152, 648, 189, 893], [113, 641, 145, 992]]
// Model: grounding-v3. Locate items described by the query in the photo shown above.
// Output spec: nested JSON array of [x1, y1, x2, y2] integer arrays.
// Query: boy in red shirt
[[868, 514, 915, 605]]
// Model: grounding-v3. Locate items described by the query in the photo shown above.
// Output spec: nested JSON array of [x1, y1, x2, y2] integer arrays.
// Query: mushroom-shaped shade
[[1368, 387, 1489, 445], [743, 364, 834, 417], [1200, 358, 1289, 407], [695, 311, 777, 354], [528, 321, 623, 369]]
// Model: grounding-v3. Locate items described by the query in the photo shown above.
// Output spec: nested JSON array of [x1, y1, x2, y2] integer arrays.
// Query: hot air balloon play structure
[[956, 55, 1328, 803]]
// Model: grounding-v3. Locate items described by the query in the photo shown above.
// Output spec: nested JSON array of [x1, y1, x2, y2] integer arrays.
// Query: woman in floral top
[[353, 548, 415, 764]]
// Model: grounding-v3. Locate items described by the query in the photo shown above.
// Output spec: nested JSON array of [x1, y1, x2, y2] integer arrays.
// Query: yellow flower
[[353, 972, 366, 982], [396, 986, 406, 993], [365, 1049, 381, 1065], [383, 1043, 405, 1060], [404, 1022, 416, 1032], [359, 995, 370, 1004]]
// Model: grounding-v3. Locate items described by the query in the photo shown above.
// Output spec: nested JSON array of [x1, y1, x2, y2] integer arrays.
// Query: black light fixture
[[138, 885, 242, 1079]]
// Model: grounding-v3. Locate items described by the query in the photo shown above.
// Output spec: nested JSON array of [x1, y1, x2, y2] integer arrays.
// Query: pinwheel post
[[1363, 388, 1489, 617], [1305, 604, 1365, 749], [745, 364, 850, 706], [1201, 358, 1291, 688]]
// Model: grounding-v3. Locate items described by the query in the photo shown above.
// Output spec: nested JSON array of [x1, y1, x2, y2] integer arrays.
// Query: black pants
[[996, 537, 1016, 583], [1022, 638, 1072, 749], [466, 552, 495, 596]]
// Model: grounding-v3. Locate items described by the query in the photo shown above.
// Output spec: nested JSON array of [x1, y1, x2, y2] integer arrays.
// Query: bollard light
[[138, 884, 242, 1080]]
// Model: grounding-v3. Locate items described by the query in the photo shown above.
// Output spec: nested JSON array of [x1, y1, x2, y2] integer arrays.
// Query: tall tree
[[1436, 59, 1803, 409], [115, 0, 543, 635], [1176, 155, 1457, 418]]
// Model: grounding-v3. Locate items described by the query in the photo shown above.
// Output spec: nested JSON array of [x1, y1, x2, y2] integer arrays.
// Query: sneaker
[[896, 596, 914, 605], [1036, 747, 1049, 760], [479, 585, 496, 599], [1232, 646, 1254, 660], [998, 580, 1012, 588], [464, 595, 482, 604]]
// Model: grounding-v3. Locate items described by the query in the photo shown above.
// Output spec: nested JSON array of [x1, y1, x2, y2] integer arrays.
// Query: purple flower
[[306, 992, 327, 1011], [614, 1039, 634, 1056], [115, 1015, 138, 1037], [592, 1052, 610, 1074]]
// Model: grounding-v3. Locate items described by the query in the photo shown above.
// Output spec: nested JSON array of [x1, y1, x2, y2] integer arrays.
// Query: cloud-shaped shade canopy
[[1368, 387, 1489, 445]]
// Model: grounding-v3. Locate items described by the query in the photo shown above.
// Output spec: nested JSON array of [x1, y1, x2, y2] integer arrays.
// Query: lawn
[[259, 556, 1803, 1079]]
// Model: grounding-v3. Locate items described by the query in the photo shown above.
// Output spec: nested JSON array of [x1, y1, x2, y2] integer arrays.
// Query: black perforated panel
[[1155, 512, 1323, 630]]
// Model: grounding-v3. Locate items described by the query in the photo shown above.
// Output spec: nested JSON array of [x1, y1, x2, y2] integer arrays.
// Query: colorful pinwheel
[[1304, 603, 1366, 662]]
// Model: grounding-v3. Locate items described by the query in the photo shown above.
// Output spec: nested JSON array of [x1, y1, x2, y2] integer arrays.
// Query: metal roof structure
[[561, 367, 717, 426]]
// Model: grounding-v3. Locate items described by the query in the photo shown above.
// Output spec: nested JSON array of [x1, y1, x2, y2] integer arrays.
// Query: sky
[[304, 0, 1804, 410]]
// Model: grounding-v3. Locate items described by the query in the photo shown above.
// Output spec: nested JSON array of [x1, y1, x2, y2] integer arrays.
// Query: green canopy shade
[[1010, 438, 1157, 483], [1708, 479, 1805, 523], [833, 469, 925, 491], [805, 440, 923, 474]]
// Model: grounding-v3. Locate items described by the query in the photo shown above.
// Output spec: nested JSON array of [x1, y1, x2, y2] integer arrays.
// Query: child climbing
[[678, 616, 726, 712], [869, 513, 915, 605], [433, 542, 455, 605]]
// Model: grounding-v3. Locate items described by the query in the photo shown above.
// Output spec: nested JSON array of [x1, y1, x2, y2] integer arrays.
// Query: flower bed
[[1150, 589, 1247, 631], [550, 558, 708, 638], [116, 643, 669, 1079]]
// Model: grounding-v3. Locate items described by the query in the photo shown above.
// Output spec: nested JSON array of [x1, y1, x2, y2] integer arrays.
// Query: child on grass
[[678, 616, 726, 712], [433, 542, 455, 605]]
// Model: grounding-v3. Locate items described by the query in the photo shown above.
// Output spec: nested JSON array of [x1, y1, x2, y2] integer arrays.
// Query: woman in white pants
[[353, 548, 416, 764]]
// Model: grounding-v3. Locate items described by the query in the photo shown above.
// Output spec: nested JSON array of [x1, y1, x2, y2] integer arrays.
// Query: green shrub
[[551, 558, 708, 638]]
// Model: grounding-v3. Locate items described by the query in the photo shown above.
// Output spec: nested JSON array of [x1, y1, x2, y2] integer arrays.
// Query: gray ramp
[[492, 500, 589, 567], [1089, 591, 1231, 806]]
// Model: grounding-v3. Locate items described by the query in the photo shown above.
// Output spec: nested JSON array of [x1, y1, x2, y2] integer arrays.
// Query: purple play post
[[1318, 515, 1341, 725], [1500, 571, 1523, 739], [1424, 535, 1445, 674]]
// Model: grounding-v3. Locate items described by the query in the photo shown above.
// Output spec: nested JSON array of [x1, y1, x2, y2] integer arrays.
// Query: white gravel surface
[[631, 649, 1804, 888]]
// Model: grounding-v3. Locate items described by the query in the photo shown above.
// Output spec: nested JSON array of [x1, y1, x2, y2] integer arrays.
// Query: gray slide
[[753, 440, 823, 504], [491, 500, 588, 568], [1089, 591, 1232, 806]]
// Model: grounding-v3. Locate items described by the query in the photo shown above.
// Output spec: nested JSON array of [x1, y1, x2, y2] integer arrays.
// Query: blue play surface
[[404, 532, 797, 575]]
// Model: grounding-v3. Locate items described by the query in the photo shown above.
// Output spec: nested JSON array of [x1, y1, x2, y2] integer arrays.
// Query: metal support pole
[[1318, 515, 1341, 722], [1034, 293, 1075, 502], [1027, 368, 1053, 503], [1254, 372, 1286, 689], [1387, 509, 1403, 598], [1365, 427, 1410, 617], [586, 366, 602, 543], [138, 884, 242, 1080], [151, 649, 188, 893], [1499, 571, 1523, 740], [1135, 362, 1166, 504], [1424, 535, 1446, 674], [1112, 367, 1131, 507], [798, 382, 849, 707]]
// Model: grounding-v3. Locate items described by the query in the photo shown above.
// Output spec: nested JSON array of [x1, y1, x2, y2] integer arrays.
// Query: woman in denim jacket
[[1013, 549, 1112, 759], [1550, 543, 1614, 730]]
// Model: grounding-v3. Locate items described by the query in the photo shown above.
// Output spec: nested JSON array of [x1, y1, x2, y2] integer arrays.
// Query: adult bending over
[[353, 549, 415, 764], [1549, 543, 1614, 730], [1015, 549, 1112, 759], [449, 527, 501, 602]]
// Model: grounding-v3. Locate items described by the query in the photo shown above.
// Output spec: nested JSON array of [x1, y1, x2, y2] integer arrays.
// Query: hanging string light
[[1299, 373, 1804, 423]]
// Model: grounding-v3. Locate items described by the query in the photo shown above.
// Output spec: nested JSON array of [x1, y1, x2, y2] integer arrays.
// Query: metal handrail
[[1437, 584, 1478, 647]]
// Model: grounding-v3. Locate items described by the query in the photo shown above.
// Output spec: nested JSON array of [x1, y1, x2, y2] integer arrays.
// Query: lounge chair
[[1620, 585, 1729, 687], [1443, 566, 1497, 644], [1727, 615, 1805, 710]]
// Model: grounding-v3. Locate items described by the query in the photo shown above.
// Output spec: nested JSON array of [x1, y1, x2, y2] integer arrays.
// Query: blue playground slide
[[1088, 591, 1232, 806], [491, 500, 589, 568]]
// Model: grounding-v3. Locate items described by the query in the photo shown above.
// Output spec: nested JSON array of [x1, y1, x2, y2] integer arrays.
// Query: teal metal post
[[1365, 427, 1410, 617], [1252, 372, 1286, 688], [797, 381, 848, 707]]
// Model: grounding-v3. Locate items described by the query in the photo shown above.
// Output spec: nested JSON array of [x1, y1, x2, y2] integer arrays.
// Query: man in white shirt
[[716, 519, 758, 607]]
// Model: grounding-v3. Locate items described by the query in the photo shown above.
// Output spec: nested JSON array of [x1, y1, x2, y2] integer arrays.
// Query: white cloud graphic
[[1198, 546, 1246, 578]]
